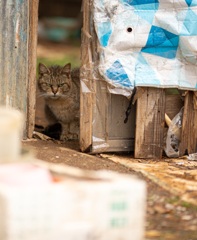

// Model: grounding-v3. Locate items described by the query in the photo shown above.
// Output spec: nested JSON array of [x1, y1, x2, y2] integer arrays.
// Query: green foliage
[[167, 196, 197, 210], [37, 56, 80, 69], [166, 196, 180, 204], [180, 201, 197, 211]]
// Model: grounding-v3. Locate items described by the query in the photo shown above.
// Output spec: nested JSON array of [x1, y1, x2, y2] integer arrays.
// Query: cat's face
[[38, 63, 72, 99]]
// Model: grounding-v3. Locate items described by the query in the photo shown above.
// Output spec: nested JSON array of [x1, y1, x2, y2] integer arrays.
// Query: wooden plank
[[91, 77, 136, 153], [163, 90, 184, 157], [27, 0, 39, 138], [91, 80, 109, 152], [91, 88, 135, 153], [80, 0, 137, 153], [0, 0, 29, 137], [108, 94, 135, 141], [179, 91, 197, 156], [81, 0, 136, 153], [80, 0, 95, 152], [135, 87, 166, 159], [165, 90, 184, 120], [100, 139, 134, 152]]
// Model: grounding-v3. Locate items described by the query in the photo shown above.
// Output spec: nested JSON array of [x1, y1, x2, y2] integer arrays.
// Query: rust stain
[[15, 15, 20, 47], [0, 0, 29, 123]]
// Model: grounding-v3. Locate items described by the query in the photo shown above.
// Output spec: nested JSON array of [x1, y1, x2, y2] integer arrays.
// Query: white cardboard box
[[0, 162, 146, 240]]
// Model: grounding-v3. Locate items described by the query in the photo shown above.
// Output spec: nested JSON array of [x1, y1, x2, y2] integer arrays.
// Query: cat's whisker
[[37, 93, 48, 98], [36, 95, 45, 99]]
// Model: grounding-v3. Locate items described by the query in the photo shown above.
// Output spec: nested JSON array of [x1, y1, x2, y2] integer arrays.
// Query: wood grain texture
[[80, 0, 95, 152], [165, 93, 183, 120], [27, 0, 39, 138], [135, 88, 166, 159], [92, 82, 135, 153], [179, 91, 197, 156], [80, 0, 135, 153]]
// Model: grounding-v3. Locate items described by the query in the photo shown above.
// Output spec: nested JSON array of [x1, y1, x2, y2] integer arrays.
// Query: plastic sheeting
[[93, 0, 197, 97]]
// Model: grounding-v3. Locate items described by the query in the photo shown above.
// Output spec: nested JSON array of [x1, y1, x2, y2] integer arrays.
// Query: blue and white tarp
[[93, 0, 197, 97]]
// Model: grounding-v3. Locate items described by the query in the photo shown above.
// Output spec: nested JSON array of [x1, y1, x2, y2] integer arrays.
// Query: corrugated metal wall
[[0, 0, 29, 135]]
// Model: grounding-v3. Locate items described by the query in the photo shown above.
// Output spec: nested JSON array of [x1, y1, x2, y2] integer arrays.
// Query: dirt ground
[[23, 139, 197, 240], [33, 41, 197, 240]]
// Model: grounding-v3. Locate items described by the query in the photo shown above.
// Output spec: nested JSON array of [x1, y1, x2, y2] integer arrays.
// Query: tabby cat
[[38, 63, 80, 141]]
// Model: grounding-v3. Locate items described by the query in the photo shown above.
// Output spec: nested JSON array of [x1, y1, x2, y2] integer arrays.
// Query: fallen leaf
[[146, 230, 161, 238], [154, 205, 172, 214]]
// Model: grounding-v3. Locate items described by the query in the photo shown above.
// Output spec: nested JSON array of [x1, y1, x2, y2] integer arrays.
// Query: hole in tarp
[[127, 27, 133, 33]]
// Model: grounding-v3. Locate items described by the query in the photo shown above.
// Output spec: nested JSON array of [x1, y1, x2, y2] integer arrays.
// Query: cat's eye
[[41, 83, 52, 87]]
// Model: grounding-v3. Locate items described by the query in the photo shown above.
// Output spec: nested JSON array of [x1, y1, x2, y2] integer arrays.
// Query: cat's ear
[[38, 63, 49, 74], [61, 63, 71, 75]]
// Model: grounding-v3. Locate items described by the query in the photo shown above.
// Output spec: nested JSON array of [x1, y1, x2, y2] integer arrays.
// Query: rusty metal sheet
[[0, 0, 29, 134]]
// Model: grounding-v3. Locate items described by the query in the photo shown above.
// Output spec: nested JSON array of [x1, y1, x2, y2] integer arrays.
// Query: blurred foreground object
[[0, 108, 146, 240], [0, 107, 23, 162], [0, 160, 146, 240]]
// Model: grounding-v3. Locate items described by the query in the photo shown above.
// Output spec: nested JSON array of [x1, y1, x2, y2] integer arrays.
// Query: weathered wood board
[[179, 91, 197, 155], [135, 88, 187, 159], [135, 88, 166, 159], [91, 80, 135, 153], [80, 0, 196, 158], [80, 0, 95, 152], [27, 0, 39, 138], [80, 0, 135, 153]]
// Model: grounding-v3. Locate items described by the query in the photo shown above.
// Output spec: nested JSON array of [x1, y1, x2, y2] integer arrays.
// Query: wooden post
[[179, 91, 197, 156], [80, 0, 135, 153], [27, 0, 39, 138], [80, 0, 96, 152], [135, 87, 166, 159]]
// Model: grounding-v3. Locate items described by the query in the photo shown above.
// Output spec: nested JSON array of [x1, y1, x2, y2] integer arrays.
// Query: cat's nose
[[51, 86, 58, 95]]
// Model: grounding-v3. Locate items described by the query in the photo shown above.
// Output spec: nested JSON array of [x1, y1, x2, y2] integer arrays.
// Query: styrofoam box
[[0, 107, 23, 162], [0, 166, 146, 240]]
